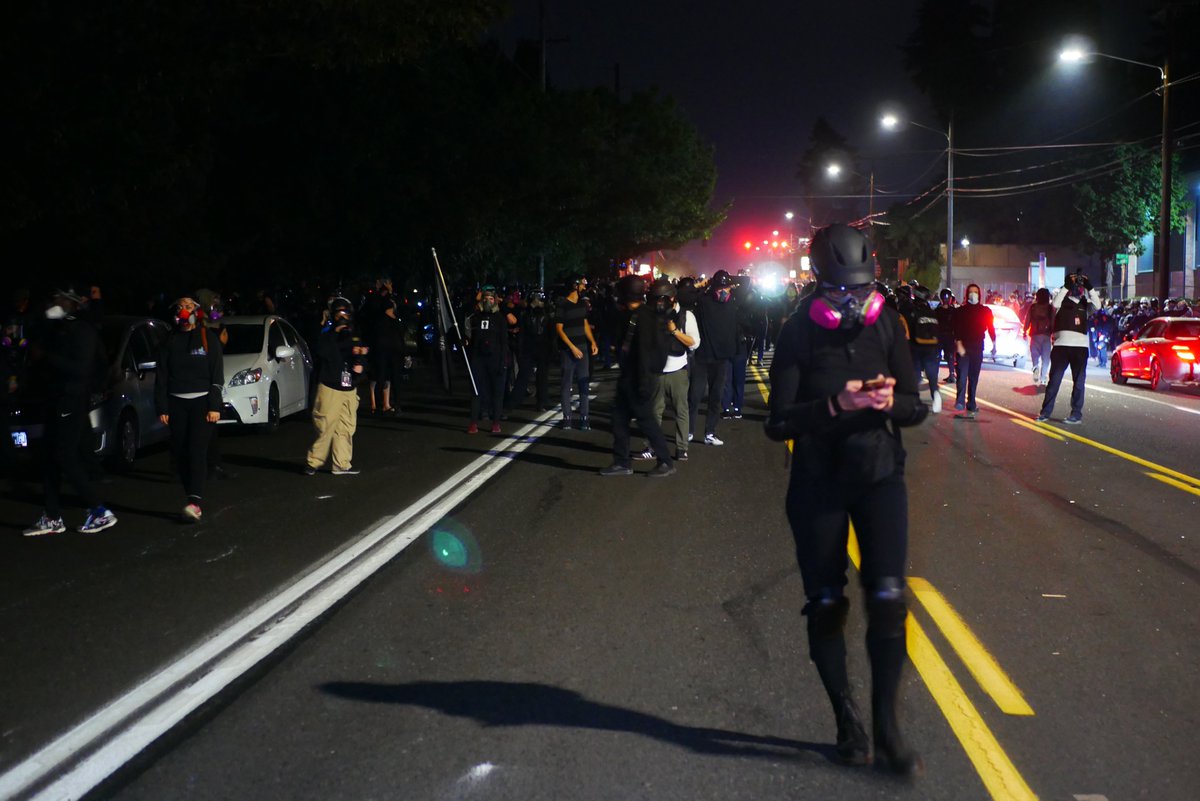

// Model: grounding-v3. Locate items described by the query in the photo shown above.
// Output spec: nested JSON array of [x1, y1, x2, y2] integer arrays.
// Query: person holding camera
[[304, 297, 367, 475], [1036, 272, 1101, 425], [766, 224, 928, 775]]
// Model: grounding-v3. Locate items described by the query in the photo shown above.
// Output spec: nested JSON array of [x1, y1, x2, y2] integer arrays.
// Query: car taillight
[[1172, 344, 1194, 361]]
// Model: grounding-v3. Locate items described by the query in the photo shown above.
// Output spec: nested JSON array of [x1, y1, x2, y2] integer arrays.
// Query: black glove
[[1081, 276, 1092, 290]]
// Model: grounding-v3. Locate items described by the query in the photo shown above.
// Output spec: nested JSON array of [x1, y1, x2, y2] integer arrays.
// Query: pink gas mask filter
[[809, 285, 885, 330]]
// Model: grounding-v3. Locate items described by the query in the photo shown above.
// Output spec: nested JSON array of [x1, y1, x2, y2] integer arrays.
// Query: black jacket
[[617, 305, 670, 398], [316, 324, 362, 391], [695, 293, 738, 361], [765, 300, 926, 478], [42, 316, 102, 413], [155, 327, 224, 413]]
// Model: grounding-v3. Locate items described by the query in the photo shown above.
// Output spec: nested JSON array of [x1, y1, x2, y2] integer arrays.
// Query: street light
[[882, 112, 954, 292], [825, 161, 878, 229], [1059, 42, 1172, 303]]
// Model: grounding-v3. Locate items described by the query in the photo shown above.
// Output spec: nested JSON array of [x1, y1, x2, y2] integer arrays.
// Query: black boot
[[866, 581, 924, 777], [805, 592, 869, 766]]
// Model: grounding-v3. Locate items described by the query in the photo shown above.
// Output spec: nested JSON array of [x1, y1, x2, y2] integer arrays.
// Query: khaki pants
[[307, 384, 359, 470], [652, 367, 690, 454]]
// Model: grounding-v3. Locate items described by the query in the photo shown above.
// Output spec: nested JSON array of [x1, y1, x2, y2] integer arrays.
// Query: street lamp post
[[825, 163, 877, 229], [1060, 45, 1171, 303], [882, 113, 954, 293]]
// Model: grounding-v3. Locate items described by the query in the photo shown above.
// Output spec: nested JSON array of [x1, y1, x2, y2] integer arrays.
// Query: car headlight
[[229, 367, 263, 386]]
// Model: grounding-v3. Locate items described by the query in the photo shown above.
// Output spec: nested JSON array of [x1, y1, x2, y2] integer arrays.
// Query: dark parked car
[[5, 315, 172, 468]]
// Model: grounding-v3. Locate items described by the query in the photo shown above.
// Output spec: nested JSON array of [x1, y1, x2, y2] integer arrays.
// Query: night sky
[[491, 1, 1166, 273]]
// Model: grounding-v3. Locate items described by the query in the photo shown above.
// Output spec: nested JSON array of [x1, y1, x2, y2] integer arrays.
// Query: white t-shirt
[[663, 308, 700, 373]]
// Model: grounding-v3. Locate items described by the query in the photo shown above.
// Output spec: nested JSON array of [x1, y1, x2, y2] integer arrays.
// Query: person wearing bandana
[[1036, 272, 1101, 424]]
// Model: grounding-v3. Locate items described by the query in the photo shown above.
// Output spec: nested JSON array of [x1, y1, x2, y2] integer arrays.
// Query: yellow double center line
[[939, 385, 1200, 496], [748, 361, 1038, 800]]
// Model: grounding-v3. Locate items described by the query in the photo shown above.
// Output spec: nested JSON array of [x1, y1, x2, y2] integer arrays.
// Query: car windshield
[[222, 323, 265, 355], [1168, 320, 1200, 339]]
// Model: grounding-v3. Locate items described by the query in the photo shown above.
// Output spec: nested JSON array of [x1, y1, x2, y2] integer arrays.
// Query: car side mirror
[[274, 345, 295, 360]]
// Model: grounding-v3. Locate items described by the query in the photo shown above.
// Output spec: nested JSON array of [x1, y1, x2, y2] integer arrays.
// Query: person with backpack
[[633, 278, 699, 463], [934, 289, 957, 385], [1022, 288, 1054, 387], [765, 224, 928, 775], [900, 283, 943, 414]]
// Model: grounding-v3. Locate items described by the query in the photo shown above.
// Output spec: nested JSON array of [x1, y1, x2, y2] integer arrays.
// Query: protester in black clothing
[[599, 275, 675, 478], [935, 289, 957, 384], [951, 283, 996, 417], [765, 224, 927, 775], [156, 297, 224, 522], [196, 288, 235, 481], [691, 270, 738, 446], [370, 292, 406, 414], [464, 286, 513, 434], [506, 290, 553, 413], [554, 275, 598, 429], [23, 289, 118, 536]]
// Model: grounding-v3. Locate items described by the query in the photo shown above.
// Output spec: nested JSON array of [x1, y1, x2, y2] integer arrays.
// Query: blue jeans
[[955, 347, 984, 411], [560, 350, 590, 418], [912, 346, 939, 400], [1040, 346, 1088, 419], [1029, 335, 1052, 381]]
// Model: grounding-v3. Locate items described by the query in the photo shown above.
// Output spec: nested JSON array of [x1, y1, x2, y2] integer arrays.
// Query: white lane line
[[1085, 383, 1200, 415], [0, 410, 559, 801]]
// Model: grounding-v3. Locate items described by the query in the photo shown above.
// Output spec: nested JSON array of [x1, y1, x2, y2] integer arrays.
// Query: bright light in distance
[[771, 241, 778, 248], [826, 163, 842, 177], [880, 114, 899, 130], [789, 269, 797, 279], [1059, 48, 1085, 63], [772, 230, 780, 237], [800, 256, 811, 271], [744, 241, 752, 250], [961, 237, 970, 247], [785, 211, 794, 220]]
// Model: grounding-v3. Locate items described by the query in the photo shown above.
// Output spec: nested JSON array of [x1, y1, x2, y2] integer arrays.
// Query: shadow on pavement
[[222, 453, 305, 474], [319, 679, 835, 762], [1010, 385, 1040, 396]]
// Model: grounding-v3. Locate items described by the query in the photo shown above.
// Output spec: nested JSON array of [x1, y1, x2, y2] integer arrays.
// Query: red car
[[1110, 317, 1200, 390]]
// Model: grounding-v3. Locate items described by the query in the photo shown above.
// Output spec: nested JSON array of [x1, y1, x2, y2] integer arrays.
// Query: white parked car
[[218, 315, 313, 431], [986, 304, 1027, 369]]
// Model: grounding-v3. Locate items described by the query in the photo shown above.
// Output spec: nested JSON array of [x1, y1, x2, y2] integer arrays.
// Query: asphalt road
[[1, 354, 1198, 801]]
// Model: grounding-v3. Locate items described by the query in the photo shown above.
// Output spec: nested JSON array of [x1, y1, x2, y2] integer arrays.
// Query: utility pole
[[1155, 59, 1172, 304], [946, 115, 954, 295]]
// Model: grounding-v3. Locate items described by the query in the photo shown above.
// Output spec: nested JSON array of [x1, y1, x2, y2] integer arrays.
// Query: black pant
[[688, 356, 728, 438], [43, 402, 101, 517], [169, 395, 213, 503], [469, 357, 506, 422], [1040, 345, 1089, 419], [785, 470, 908, 595], [610, 378, 673, 468], [507, 350, 550, 411]]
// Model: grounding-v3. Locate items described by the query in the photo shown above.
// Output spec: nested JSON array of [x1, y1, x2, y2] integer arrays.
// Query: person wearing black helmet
[[554, 275, 598, 430], [765, 223, 927, 775], [900, 283, 943, 414], [935, 289, 957, 385], [634, 278, 698, 462], [599, 275, 675, 477], [304, 296, 366, 476], [464, 286, 514, 434], [690, 269, 738, 446]]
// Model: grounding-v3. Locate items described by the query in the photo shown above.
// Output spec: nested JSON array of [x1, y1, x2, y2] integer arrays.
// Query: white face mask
[[967, 293, 980, 305], [45, 305, 67, 320]]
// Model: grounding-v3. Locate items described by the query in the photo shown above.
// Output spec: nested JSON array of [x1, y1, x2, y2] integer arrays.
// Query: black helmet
[[809, 224, 875, 287], [911, 283, 932, 302], [939, 288, 954, 302], [616, 274, 647, 305], [328, 295, 354, 318], [649, 278, 675, 301], [710, 270, 734, 288]]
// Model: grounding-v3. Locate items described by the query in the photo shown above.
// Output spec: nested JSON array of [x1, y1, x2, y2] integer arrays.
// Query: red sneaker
[[466, 422, 479, 434], [491, 422, 502, 434]]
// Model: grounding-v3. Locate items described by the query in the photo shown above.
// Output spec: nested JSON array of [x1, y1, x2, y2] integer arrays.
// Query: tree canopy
[[2, 1, 724, 299]]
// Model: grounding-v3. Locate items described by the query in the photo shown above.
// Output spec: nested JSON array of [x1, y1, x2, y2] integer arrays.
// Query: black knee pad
[[865, 578, 908, 639], [804, 590, 850, 641]]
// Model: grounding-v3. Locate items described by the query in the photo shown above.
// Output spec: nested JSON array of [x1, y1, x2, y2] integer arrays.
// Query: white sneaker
[[704, 433, 724, 446], [1032, 365, 1040, 384], [182, 503, 202, 522], [931, 392, 942, 414], [687, 433, 694, 442], [633, 448, 655, 461]]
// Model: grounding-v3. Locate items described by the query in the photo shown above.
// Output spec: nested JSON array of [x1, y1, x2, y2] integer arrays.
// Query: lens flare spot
[[429, 519, 482, 573]]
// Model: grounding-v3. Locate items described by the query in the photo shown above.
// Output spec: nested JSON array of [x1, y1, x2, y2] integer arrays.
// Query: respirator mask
[[809, 283, 884, 330]]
